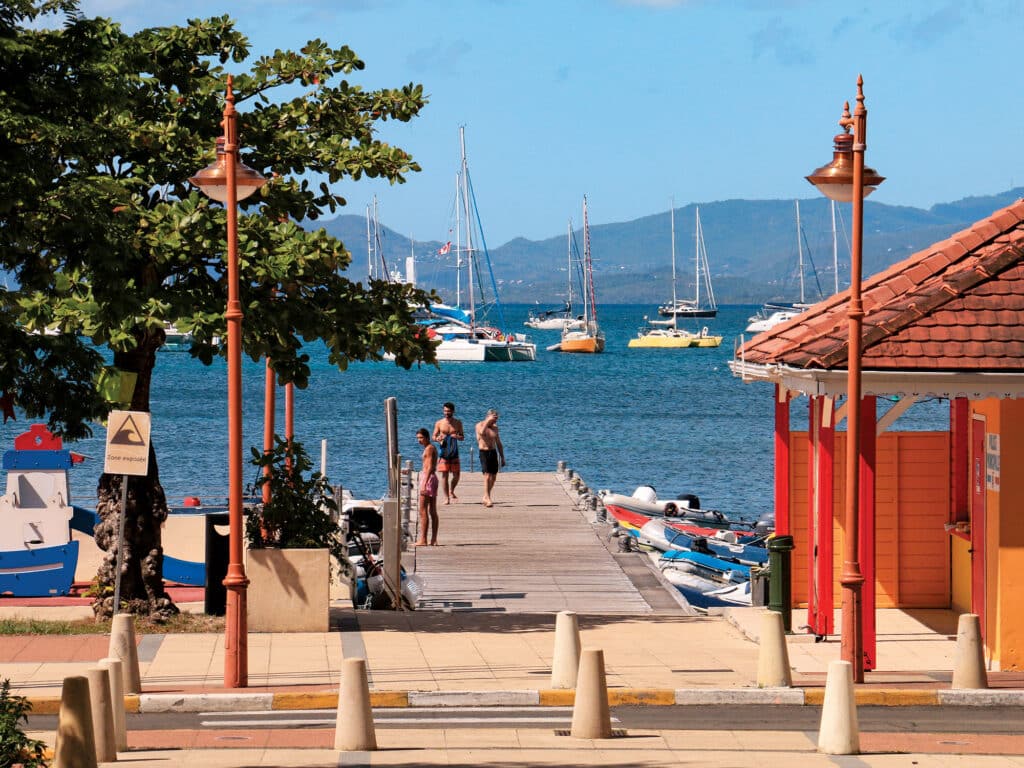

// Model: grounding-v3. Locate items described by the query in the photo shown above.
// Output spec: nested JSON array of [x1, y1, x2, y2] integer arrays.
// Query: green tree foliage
[[0, 1, 437, 617]]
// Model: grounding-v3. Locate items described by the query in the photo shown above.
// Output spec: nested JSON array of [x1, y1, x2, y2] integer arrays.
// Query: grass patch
[[0, 613, 224, 636]]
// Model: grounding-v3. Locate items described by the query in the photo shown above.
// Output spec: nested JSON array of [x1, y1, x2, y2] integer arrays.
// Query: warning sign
[[104, 410, 152, 476]]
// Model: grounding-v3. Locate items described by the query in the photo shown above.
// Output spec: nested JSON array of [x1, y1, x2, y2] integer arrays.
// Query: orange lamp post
[[189, 76, 266, 688], [806, 75, 884, 682]]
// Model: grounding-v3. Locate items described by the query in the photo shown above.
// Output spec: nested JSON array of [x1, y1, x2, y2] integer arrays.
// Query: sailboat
[[557, 196, 605, 354], [524, 221, 585, 331], [630, 204, 722, 349], [658, 206, 717, 318], [423, 128, 537, 363], [745, 199, 827, 334]]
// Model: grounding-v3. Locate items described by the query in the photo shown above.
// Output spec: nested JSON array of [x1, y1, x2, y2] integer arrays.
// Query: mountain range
[[325, 188, 1024, 305]]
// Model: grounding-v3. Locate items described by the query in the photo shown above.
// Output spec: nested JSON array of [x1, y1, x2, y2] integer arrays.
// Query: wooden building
[[732, 199, 1024, 671]]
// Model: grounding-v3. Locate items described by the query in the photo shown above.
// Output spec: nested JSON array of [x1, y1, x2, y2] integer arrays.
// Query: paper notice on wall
[[986, 433, 1000, 492]]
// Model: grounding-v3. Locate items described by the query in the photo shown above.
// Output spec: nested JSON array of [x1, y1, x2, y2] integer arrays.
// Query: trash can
[[204, 512, 230, 616], [750, 566, 769, 607], [767, 534, 795, 631]]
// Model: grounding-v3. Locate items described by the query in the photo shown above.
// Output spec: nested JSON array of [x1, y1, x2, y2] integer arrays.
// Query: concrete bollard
[[550, 611, 582, 689], [951, 613, 988, 690], [334, 657, 377, 751], [99, 657, 127, 752], [569, 648, 612, 739], [87, 667, 117, 762], [817, 660, 859, 755], [53, 675, 97, 768], [557, 460, 566, 476], [756, 610, 792, 688], [107, 613, 141, 694]]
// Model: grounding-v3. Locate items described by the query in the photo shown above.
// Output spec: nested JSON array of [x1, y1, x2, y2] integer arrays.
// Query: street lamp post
[[190, 76, 266, 688], [806, 75, 884, 683]]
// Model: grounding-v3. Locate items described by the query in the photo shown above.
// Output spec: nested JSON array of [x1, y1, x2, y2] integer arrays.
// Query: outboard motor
[[676, 493, 701, 510], [754, 519, 774, 536], [632, 485, 658, 504]]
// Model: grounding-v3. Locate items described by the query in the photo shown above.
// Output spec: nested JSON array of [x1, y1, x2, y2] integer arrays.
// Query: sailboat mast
[[365, 203, 373, 281], [583, 196, 597, 326], [670, 202, 678, 330], [831, 199, 839, 295], [459, 127, 475, 327], [694, 207, 701, 310], [796, 199, 805, 304], [454, 173, 462, 308], [566, 219, 574, 313]]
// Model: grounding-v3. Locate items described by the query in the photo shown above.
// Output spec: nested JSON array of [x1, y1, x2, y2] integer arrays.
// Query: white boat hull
[[434, 337, 537, 362]]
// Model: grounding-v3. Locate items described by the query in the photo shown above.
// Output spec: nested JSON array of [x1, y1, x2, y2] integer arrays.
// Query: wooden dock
[[406, 471, 689, 614]]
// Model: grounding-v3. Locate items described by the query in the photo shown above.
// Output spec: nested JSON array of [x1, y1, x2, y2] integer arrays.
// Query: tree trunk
[[92, 328, 179, 621]]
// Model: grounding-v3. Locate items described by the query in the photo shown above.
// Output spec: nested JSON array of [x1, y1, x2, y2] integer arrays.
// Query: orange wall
[[790, 431, 950, 609], [971, 398, 1024, 670]]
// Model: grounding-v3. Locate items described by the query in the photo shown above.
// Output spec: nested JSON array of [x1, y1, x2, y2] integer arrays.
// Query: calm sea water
[[5, 304, 946, 521]]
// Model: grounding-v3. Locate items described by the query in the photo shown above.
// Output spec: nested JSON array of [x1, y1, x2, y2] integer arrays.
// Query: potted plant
[[244, 436, 344, 632]]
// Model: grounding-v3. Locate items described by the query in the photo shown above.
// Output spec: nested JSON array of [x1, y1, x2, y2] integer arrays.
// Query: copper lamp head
[[190, 139, 267, 204], [806, 130, 885, 203]]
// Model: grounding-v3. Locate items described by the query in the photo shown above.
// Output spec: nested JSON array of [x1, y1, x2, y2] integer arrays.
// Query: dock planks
[[407, 471, 656, 613]]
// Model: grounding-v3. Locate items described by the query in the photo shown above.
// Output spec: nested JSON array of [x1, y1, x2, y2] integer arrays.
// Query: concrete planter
[[246, 548, 330, 632]]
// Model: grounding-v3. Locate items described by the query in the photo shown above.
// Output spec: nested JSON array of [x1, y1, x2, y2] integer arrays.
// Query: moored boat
[[558, 197, 605, 354]]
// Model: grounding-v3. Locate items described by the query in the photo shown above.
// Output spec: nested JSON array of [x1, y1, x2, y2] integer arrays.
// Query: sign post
[[104, 410, 152, 612]]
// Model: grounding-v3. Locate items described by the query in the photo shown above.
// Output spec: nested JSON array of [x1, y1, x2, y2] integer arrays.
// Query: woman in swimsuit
[[415, 428, 439, 545]]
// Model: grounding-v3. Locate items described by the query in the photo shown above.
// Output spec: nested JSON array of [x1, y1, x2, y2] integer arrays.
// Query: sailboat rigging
[[658, 206, 717, 318], [421, 127, 536, 363], [557, 196, 605, 354], [630, 203, 722, 349]]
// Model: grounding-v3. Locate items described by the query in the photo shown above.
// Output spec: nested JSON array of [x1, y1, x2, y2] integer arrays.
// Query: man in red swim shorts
[[432, 401, 465, 504], [415, 428, 439, 546]]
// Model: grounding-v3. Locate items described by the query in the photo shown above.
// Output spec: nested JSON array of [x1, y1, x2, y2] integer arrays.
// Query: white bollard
[[87, 667, 117, 762], [550, 611, 582, 689], [334, 657, 377, 751], [53, 675, 98, 768], [99, 657, 127, 752], [107, 613, 141, 694], [756, 610, 793, 688], [951, 613, 989, 689], [817, 660, 859, 755], [569, 647, 612, 739]]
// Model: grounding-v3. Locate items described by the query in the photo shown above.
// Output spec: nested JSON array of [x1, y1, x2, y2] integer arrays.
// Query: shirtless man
[[432, 401, 465, 504], [474, 408, 505, 508], [415, 428, 439, 545]]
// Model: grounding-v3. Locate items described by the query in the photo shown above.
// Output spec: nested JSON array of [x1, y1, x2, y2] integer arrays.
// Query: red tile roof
[[738, 199, 1024, 372]]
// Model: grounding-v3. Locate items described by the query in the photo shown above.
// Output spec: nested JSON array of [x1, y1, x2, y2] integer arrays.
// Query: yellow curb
[[273, 692, 338, 710], [539, 689, 576, 706], [124, 694, 140, 713], [28, 697, 62, 715], [369, 691, 409, 708], [804, 689, 940, 706], [608, 689, 676, 706]]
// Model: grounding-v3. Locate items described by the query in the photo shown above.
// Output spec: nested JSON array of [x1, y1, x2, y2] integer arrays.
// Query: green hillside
[[323, 188, 1024, 305]]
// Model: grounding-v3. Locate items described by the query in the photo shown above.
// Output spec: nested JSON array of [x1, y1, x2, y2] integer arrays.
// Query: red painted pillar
[[817, 397, 835, 637], [859, 395, 877, 671], [807, 396, 835, 638], [774, 385, 791, 536], [950, 397, 969, 521]]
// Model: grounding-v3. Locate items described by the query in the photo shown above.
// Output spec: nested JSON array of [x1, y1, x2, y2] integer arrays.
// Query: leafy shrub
[[0, 679, 47, 768], [246, 437, 344, 571]]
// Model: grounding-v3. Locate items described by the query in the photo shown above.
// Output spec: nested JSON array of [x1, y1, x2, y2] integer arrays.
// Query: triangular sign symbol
[[111, 414, 147, 446]]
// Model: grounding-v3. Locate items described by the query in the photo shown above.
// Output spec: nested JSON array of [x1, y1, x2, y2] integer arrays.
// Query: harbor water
[[6, 304, 946, 521]]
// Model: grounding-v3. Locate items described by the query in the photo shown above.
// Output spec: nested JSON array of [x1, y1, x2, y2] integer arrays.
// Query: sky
[[75, 0, 1023, 247]]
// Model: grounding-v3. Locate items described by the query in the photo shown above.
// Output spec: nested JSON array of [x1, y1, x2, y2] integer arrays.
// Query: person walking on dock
[[432, 401, 465, 504], [415, 428, 439, 545], [475, 409, 505, 508]]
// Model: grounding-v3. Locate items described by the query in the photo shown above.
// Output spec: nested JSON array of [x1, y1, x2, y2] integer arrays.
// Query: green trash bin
[[767, 534, 795, 631]]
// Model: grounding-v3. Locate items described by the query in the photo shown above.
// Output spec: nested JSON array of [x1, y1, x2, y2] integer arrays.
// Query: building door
[[970, 416, 986, 635]]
